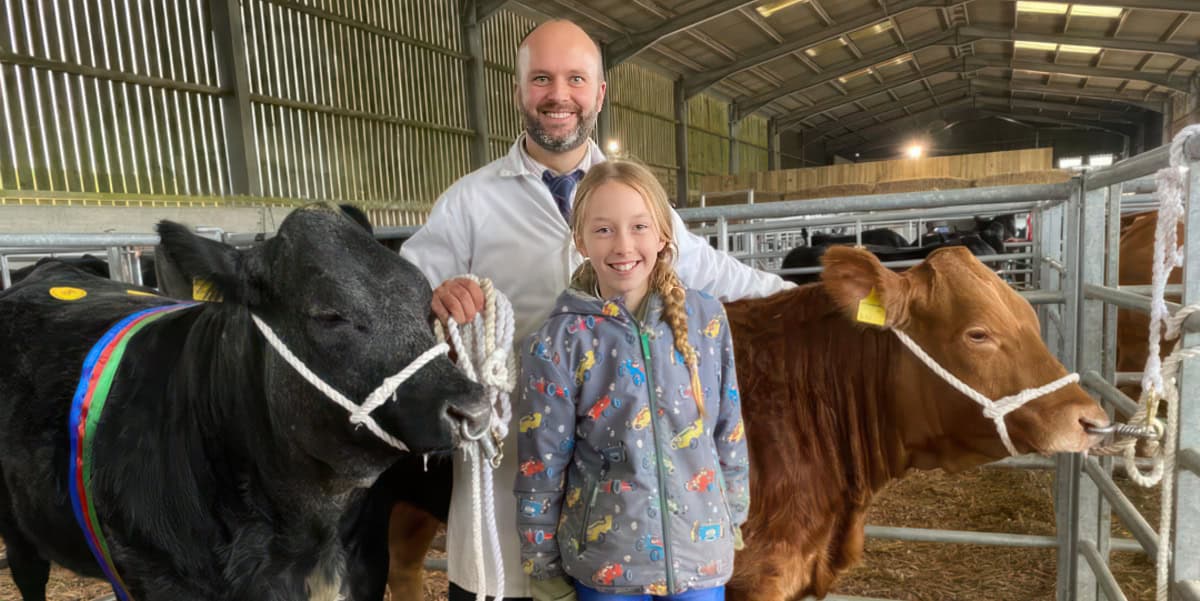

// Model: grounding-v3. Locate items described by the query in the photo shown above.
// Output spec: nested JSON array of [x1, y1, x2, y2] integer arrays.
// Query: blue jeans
[[574, 583, 725, 601]]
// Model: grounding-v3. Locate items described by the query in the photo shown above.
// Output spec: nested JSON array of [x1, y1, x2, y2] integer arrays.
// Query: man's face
[[515, 31, 606, 154]]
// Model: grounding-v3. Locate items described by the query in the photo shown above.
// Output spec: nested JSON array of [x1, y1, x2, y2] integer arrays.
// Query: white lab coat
[[399, 136, 793, 598]]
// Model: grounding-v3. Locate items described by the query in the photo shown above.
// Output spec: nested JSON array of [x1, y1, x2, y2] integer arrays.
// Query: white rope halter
[[250, 314, 449, 452], [433, 275, 515, 601], [889, 329, 1080, 456], [1134, 123, 1200, 601]]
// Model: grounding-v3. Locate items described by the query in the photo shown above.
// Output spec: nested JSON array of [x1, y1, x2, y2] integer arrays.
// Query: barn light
[[1059, 44, 1102, 54], [757, 0, 809, 18], [1016, 1, 1068, 15], [606, 139, 621, 154], [1014, 40, 1059, 52], [1070, 4, 1124, 18], [906, 144, 924, 159]]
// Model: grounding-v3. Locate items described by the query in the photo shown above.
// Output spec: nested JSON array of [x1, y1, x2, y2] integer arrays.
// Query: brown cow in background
[[1117, 211, 1184, 398]]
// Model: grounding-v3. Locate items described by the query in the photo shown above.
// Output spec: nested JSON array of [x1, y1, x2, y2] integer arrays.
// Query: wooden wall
[[699, 148, 1055, 195]]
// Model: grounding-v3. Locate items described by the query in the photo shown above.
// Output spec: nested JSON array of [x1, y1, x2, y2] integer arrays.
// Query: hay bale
[[700, 190, 787, 206], [874, 177, 972, 195], [790, 183, 877, 200], [974, 170, 1072, 187]]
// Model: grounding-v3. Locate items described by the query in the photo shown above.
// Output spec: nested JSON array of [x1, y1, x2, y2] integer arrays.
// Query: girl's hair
[[569, 160, 706, 417]]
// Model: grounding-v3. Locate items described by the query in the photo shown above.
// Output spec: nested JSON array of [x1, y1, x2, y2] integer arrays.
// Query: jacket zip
[[637, 323, 676, 595]]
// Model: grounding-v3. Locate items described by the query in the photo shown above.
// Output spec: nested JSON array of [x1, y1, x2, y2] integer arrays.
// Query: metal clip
[[1087, 422, 1161, 440]]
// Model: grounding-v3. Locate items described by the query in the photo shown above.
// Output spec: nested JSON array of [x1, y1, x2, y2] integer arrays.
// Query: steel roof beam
[[1007, 0, 1200, 12], [795, 81, 972, 139], [604, 0, 759, 68], [735, 28, 960, 118], [477, 0, 510, 22], [776, 62, 978, 129], [959, 24, 1200, 61], [824, 97, 976, 151], [975, 110, 1136, 137], [682, 0, 965, 98], [973, 94, 1138, 122], [964, 55, 1192, 92], [969, 76, 1164, 111]]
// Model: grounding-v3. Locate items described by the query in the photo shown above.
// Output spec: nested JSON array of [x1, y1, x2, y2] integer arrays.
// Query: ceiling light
[[606, 140, 621, 154], [906, 144, 924, 159], [1059, 44, 1102, 54], [1016, 1, 1068, 15], [887, 55, 912, 66], [1071, 4, 1124, 18], [838, 67, 873, 83], [1014, 40, 1059, 51], [805, 36, 848, 57], [862, 21, 894, 36], [757, 0, 809, 18]]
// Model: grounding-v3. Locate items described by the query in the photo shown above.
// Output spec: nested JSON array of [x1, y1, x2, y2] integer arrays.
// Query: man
[[400, 19, 791, 601]]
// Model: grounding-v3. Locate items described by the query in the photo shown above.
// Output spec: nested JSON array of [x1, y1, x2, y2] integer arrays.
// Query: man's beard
[[522, 102, 599, 154]]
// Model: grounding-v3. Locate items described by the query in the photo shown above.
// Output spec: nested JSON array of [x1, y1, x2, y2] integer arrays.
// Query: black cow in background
[[0, 204, 489, 601], [8, 255, 158, 289], [810, 228, 910, 248], [916, 214, 1017, 255], [781, 234, 998, 285]]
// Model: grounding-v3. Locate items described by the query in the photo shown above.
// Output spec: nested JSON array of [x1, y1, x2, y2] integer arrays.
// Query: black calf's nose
[[446, 399, 491, 440]]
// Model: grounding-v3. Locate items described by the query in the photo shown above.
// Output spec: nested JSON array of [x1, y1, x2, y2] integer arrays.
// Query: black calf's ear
[[820, 246, 909, 328], [156, 221, 259, 305]]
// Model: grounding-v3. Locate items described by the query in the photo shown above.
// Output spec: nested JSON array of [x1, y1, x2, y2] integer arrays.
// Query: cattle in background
[[8, 255, 158, 289], [0, 204, 489, 601], [780, 234, 997, 285], [1116, 211, 1183, 398], [810, 228, 909, 248], [379, 246, 1108, 601], [917, 214, 1017, 255], [723, 246, 1105, 600]]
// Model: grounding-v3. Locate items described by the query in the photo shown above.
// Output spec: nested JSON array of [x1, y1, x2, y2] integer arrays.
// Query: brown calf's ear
[[820, 246, 909, 328]]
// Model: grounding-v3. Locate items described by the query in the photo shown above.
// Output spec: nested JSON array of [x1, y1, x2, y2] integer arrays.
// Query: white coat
[[399, 136, 792, 597]]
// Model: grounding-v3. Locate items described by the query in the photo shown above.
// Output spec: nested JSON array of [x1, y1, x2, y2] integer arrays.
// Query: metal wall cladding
[[0, 2, 768, 217]]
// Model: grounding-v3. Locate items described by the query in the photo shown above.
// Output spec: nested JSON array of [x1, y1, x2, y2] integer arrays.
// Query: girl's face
[[576, 181, 666, 311]]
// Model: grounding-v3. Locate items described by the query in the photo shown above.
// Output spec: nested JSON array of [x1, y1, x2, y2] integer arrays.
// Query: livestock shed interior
[[1, 0, 1199, 600]]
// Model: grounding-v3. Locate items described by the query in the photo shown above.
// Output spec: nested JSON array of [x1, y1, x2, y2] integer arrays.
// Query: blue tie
[[542, 169, 584, 222]]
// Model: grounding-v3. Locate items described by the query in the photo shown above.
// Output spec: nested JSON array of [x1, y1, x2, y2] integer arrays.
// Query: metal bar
[[263, 0, 468, 61], [1085, 283, 1199, 332], [1123, 176, 1157, 194], [865, 525, 1060, 548], [675, 78, 689, 208], [678, 184, 1071, 222], [461, 0, 489, 170], [1079, 540, 1129, 601], [1081, 371, 1140, 418], [1082, 458, 1159, 558], [773, 253, 1038, 276], [1182, 448, 1200, 476], [1086, 144, 1170, 191], [689, 201, 1046, 235], [1057, 177, 1086, 601], [210, 0, 263, 196], [1171, 135, 1200, 596], [0, 234, 161, 247]]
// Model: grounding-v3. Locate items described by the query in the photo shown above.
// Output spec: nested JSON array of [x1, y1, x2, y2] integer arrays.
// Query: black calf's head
[[156, 204, 487, 467]]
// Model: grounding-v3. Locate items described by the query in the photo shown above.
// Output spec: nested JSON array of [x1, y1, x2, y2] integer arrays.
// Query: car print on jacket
[[618, 359, 646, 386], [691, 521, 723, 543], [593, 562, 630, 586], [519, 412, 543, 433], [671, 418, 704, 450], [685, 468, 715, 492], [635, 535, 664, 561]]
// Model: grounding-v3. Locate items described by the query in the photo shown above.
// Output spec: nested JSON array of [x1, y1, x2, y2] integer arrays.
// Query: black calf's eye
[[311, 310, 350, 326]]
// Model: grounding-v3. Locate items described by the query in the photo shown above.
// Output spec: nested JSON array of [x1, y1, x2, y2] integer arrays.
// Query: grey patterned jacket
[[514, 287, 749, 596]]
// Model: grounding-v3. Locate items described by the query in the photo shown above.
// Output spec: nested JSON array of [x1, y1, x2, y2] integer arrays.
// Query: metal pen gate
[[676, 139, 1199, 601]]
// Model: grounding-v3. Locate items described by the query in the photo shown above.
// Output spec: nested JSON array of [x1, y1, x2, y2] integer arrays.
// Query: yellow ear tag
[[855, 287, 886, 326], [192, 278, 222, 302], [50, 286, 87, 301]]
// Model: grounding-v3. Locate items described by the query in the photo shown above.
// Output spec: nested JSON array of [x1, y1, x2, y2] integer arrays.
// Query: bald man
[[400, 19, 789, 601]]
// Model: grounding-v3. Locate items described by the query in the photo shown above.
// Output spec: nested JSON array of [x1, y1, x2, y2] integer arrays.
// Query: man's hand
[[432, 277, 485, 325]]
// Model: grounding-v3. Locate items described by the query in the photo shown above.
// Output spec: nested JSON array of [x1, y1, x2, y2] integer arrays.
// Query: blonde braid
[[653, 253, 706, 418]]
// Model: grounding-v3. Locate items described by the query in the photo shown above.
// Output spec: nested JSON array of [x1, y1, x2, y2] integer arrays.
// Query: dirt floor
[[1, 465, 1158, 601]]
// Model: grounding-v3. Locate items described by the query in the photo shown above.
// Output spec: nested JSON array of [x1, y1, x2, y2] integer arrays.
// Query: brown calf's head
[[822, 245, 1108, 471]]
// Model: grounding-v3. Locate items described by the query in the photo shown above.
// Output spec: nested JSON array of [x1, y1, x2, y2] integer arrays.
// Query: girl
[[514, 160, 748, 601]]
